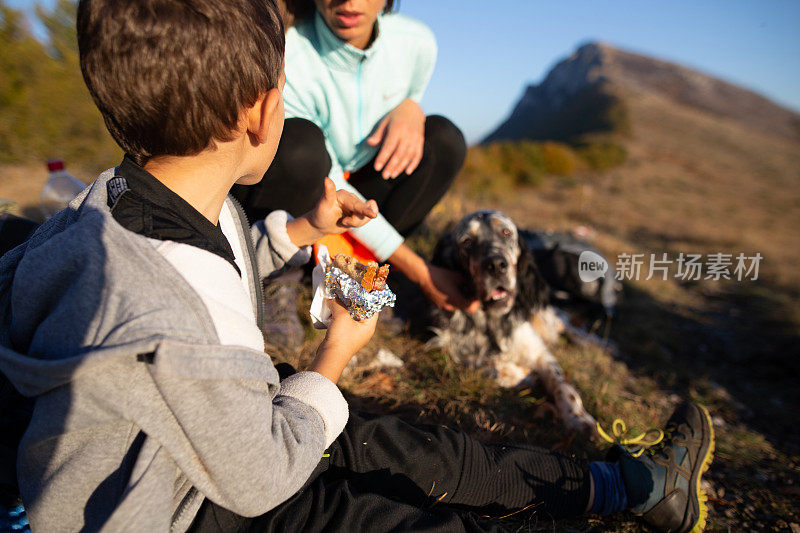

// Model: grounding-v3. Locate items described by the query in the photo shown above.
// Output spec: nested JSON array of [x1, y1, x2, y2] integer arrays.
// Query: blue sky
[[8, 0, 800, 143]]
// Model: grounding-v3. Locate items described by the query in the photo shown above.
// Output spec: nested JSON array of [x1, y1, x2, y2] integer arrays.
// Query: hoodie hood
[[0, 185, 90, 396], [0, 169, 219, 398]]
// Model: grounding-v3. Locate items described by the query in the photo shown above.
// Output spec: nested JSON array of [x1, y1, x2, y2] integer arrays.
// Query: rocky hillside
[[484, 42, 800, 143]]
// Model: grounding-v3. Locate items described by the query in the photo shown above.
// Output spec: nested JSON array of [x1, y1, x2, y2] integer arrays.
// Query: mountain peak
[[484, 43, 800, 144]]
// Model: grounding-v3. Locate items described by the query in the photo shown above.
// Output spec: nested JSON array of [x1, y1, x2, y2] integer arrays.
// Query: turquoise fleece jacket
[[284, 12, 437, 260]]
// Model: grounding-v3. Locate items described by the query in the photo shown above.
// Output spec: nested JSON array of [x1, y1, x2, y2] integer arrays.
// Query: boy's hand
[[308, 298, 379, 383], [287, 178, 378, 247], [367, 98, 425, 179]]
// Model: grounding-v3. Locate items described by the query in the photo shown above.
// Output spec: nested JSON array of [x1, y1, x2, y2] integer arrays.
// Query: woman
[[234, 0, 477, 312]]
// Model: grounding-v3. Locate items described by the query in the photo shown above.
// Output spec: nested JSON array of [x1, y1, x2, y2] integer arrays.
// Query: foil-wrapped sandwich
[[325, 253, 396, 320]]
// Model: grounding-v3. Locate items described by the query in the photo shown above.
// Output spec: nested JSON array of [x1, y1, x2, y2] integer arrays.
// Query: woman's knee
[[424, 115, 467, 170], [273, 118, 331, 187]]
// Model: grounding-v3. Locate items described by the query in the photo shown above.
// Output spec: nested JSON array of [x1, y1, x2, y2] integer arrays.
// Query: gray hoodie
[[0, 169, 349, 532]]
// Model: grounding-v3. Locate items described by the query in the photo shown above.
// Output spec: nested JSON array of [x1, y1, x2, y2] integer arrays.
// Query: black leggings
[[189, 410, 591, 532], [231, 116, 467, 237]]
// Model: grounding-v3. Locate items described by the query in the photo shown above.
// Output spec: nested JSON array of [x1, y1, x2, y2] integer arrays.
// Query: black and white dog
[[429, 210, 597, 437]]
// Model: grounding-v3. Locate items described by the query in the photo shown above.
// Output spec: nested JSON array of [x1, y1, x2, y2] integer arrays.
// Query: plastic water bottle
[[39, 160, 85, 220]]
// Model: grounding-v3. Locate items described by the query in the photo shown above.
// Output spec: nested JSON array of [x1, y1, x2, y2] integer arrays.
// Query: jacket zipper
[[170, 486, 196, 531], [356, 57, 365, 140], [227, 195, 265, 334]]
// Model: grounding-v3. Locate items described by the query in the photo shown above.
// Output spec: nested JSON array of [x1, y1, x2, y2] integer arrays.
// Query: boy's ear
[[247, 87, 282, 144]]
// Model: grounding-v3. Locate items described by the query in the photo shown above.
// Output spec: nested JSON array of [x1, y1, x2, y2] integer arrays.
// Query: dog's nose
[[484, 255, 508, 275]]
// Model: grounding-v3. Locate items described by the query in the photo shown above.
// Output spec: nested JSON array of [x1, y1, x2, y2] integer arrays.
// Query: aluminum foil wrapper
[[325, 266, 396, 321]]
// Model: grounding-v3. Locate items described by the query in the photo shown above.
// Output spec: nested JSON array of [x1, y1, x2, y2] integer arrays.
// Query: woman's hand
[[287, 178, 378, 247], [419, 263, 480, 313], [306, 177, 378, 235], [367, 98, 425, 180], [388, 243, 479, 313], [308, 298, 379, 383]]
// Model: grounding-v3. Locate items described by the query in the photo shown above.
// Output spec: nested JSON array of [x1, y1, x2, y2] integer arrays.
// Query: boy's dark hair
[[77, 0, 285, 163]]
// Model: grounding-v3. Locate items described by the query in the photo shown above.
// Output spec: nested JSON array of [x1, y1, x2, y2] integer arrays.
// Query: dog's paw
[[553, 384, 598, 439], [574, 414, 600, 441]]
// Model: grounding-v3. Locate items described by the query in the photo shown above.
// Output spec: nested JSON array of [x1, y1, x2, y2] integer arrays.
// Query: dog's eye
[[460, 237, 473, 249], [501, 228, 513, 238]]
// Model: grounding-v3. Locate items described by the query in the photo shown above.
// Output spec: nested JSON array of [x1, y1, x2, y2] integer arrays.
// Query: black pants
[[231, 116, 467, 237], [190, 387, 591, 532]]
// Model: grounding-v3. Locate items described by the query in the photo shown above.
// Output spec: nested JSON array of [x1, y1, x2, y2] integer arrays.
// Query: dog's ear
[[513, 236, 549, 317], [431, 230, 464, 273]]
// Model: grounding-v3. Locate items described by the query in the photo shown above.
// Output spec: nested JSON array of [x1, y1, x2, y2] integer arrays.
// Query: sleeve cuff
[[262, 210, 312, 267], [278, 371, 349, 447]]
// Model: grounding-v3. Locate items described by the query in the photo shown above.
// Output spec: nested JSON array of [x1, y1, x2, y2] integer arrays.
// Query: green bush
[[573, 141, 628, 171], [541, 141, 578, 175], [459, 138, 627, 199], [0, 0, 120, 169]]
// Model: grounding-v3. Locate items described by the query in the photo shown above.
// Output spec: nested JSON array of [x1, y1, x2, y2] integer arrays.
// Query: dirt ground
[[0, 163, 92, 222]]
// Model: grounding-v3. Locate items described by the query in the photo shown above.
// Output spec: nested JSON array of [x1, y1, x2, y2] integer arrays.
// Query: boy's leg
[[326, 403, 714, 532], [188, 409, 587, 533], [348, 115, 466, 236], [189, 403, 713, 532], [191, 472, 508, 533], [323, 411, 592, 520], [231, 118, 329, 221], [274, 367, 588, 518]]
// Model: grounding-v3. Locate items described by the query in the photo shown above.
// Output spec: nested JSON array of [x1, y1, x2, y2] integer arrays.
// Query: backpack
[[520, 229, 621, 317]]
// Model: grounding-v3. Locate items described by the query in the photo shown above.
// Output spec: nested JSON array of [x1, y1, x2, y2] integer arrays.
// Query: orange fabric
[[313, 171, 378, 264], [313, 233, 378, 264]]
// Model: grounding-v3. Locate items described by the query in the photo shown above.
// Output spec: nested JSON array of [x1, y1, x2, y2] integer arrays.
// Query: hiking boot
[[262, 282, 305, 351], [612, 402, 715, 533]]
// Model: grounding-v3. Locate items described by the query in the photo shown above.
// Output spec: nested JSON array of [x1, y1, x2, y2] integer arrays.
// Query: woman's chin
[[334, 26, 364, 40]]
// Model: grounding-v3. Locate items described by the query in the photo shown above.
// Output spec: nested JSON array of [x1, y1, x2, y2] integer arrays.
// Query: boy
[[0, 0, 714, 531]]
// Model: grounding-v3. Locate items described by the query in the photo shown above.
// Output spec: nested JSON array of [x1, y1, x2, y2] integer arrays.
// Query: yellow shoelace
[[596, 419, 664, 457]]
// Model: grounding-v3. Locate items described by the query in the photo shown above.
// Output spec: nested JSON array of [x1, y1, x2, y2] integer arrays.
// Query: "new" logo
[[578, 250, 609, 282]]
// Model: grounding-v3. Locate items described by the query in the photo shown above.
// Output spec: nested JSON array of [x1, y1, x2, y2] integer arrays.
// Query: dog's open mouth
[[490, 288, 508, 301], [484, 287, 511, 306]]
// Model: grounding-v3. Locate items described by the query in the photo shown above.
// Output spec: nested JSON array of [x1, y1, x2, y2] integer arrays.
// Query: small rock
[[369, 348, 405, 370], [712, 416, 727, 428]]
